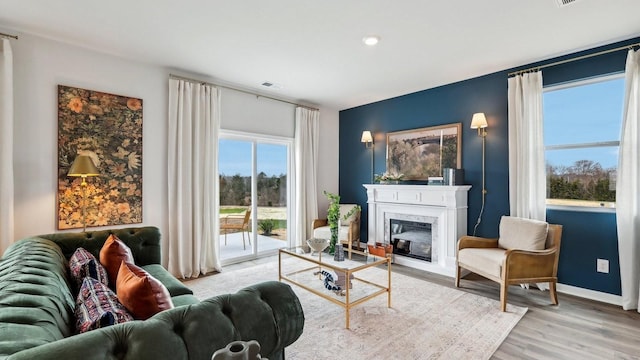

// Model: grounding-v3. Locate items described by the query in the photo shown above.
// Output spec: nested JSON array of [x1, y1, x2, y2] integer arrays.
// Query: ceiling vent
[[261, 81, 282, 89], [555, 0, 580, 7]]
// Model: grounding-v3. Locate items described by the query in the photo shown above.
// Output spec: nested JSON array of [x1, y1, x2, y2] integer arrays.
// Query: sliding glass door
[[218, 132, 292, 263]]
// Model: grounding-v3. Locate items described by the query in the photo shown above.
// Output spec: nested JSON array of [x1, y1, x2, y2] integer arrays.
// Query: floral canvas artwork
[[57, 85, 143, 230]]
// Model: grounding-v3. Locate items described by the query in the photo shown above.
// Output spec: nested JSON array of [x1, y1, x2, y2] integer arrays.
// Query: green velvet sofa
[[0, 226, 304, 360]]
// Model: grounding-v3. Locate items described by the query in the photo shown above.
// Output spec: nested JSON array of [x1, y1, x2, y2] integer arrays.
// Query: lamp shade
[[361, 130, 373, 143], [470, 113, 488, 129], [68, 155, 99, 177]]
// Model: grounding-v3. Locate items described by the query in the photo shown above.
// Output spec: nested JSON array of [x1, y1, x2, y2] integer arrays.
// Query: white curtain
[[167, 79, 221, 278], [0, 39, 14, 254], [508, 71, 546, 221], [294, 107, 320, 247], [617, 49, 640, 311]]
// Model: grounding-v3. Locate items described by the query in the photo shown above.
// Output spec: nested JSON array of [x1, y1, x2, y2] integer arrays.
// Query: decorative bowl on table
[[307, 238, 330, 255]]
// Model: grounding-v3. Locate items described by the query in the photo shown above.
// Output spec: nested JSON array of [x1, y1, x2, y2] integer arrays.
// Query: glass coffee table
[[278, 246, 391, 329]]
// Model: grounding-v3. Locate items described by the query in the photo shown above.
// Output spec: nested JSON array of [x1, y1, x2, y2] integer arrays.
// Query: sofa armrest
[[6, 281, 304, 360]]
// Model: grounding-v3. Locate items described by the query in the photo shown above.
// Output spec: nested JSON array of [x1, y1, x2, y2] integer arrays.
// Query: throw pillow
[[498, 216, 548, 251], [100, 234, 135, 289], [116, 261, 174, 320], [69, 247, 109, 292], [75, 277, 133, 333]]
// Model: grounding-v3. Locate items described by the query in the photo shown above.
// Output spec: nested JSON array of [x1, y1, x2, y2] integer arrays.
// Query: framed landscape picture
[[386, 123, 461, 180]]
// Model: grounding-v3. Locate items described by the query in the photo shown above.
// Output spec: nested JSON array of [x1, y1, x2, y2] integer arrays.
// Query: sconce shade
[[68, 155, 99, 177], [470, 113, 488, 129], [361, 131, 373, 143]]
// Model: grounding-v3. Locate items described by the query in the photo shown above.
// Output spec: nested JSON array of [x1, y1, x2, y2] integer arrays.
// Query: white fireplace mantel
[[363, 184, 471, 277]]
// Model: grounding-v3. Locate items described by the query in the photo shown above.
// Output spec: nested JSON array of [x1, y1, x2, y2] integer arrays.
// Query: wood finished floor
[[224, 255, 640, 360]]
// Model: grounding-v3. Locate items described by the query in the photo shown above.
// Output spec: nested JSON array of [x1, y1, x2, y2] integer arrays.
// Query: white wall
[[316, 106, 339, 218], [7, 31, 339, 241]]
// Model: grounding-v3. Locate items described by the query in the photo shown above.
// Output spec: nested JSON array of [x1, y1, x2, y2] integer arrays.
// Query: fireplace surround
[[363, 184, 471, 277]]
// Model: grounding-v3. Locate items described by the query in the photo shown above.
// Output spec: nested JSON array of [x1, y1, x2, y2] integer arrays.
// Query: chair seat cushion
[[498, 216, 548, 251], [313, 226, 350, 241], [458, 248, 507, 279]]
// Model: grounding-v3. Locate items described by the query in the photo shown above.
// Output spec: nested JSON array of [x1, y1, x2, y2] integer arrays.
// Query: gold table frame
[[278, 247, 391, 329]]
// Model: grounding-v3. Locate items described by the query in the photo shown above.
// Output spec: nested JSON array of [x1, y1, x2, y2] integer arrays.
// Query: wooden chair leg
[[500, 281, 508, 312], [242, 230, 246, 250], [247, 229, 251, 245], [550, 281, 559, 305], [454, 265, 461, 287]]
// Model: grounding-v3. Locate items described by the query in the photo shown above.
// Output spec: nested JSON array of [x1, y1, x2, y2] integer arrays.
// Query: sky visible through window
[[544, 76, 624, 170], [219, 138, 287, 177]]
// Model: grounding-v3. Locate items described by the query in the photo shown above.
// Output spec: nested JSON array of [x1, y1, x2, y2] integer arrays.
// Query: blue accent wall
[[339, 37, 639, 296]]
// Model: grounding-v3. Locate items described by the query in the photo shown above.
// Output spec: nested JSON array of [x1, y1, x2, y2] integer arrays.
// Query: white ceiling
[[1, 0, 640, 111]]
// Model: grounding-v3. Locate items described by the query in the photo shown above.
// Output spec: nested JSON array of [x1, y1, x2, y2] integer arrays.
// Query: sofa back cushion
[[117, 261, 174, 320], [75, 277, 134, 333], [38, 226, 161, 266], [498, 216, 549, 251]]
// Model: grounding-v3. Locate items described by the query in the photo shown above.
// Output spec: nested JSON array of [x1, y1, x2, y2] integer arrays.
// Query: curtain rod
[[169, 74, 319, 111], [0, 32, 18, 40], [508, 41, 640, 76]]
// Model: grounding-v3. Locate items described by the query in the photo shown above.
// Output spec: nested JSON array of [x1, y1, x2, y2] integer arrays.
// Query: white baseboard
[[557, 283, 622, 306]]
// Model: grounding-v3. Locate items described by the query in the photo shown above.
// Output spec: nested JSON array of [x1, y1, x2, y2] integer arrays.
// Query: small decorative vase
[[334, 244, 345, 261], [329, 227, 338, 254], [211, 340, 262, 360]]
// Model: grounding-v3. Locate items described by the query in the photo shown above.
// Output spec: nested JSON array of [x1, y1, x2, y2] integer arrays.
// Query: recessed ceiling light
[[362, 35, 380, 46]]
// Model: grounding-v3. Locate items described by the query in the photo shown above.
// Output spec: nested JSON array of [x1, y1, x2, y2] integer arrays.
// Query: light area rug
[[184, 260, 527, 360]]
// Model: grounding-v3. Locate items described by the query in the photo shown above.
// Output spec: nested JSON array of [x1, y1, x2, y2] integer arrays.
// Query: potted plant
[[258, 219, 276, 236], [374, 171, 404, 184], [324, 191, 361, 254]]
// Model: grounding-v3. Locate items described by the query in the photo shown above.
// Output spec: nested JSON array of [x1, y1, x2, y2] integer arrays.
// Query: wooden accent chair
[[455, 216, 563, 311], [220, 209, 252, 250], [312, 204, 361, 259]]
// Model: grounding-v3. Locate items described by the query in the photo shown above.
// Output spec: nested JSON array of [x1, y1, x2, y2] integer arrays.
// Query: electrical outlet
[[597, 258, 609, 273]]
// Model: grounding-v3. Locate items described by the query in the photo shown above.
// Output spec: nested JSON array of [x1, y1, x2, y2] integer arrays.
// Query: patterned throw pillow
[[69, 247, 109, 291], [75, 277, 134, 333], [99, 234, 135, 289], [116, 261, 174, 320]]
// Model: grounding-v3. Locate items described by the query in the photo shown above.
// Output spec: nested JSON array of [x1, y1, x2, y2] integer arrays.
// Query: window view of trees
[[219, 172, 287, 207], [547, 160, 615, 203], [543, 75, 623, 208]]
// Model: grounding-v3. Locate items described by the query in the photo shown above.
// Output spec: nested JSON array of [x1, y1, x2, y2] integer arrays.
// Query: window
[[543, 75, 624, 209]]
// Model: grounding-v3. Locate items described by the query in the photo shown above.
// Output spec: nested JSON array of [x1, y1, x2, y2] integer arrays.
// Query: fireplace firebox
[[389, 219, 432, 261]]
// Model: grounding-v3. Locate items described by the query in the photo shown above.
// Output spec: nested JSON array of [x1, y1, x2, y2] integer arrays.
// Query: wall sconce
[[361, 131, 373, 148], [361, 130, 374, 183], [470, 112, 488, 137], [68, 155, 99, 232], [470, 113, 488, 235]]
